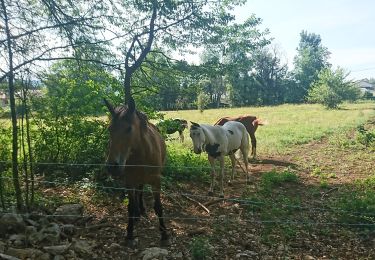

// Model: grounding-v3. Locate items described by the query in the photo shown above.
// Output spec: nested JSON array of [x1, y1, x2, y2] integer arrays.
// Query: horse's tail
[[214, 117, 227, 126], [252, 118, 267, 127]]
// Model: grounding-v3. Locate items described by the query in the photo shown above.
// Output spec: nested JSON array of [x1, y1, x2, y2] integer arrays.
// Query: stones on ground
[[140, 247, 169, 260], [5, 247, 44, 259], [0, 253, 21, 260], [71, 239, 94, 258], [0, 214, 26, 235], [0, 240, 6, 253], [54, 204, 83, 223], [43, 244, 71, 255], [8, 234, 25, 247], [235, 250, 258, 258]]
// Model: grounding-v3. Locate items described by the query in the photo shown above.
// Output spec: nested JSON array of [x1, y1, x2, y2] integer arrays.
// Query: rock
[[53, 255, 66, 260], [39, 253, 52, 260], [6, 247, 44, 259], [236, 250, 258, 258], [54, 204, 83, 223], [39, 223, 61, 245], [0, 253, 21, 260], [8, 234, 25, 247], [172, 252, 183, 258], [60, 224, 75, 235], [0, 214, 26, 235], [140, 247, 169, 260], [0, 240, 6, 253], [43, 244, 71, 255], [71, 239, 93, 258], [221, 238, 229, 245], [108, 242, 121, 251], [25, 218, 39, 227]]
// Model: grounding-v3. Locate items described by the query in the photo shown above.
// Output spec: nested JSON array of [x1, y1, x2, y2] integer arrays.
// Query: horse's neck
[[201, 125, 219, 145]]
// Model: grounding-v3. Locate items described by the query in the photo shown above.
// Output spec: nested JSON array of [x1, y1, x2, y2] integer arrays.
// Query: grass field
[[162, 102, 375, 155]]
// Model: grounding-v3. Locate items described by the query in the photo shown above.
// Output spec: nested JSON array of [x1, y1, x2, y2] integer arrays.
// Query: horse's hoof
[[160, 238, 171, 247], [208, 191, 214, 196], [125, 238, 138, 248]]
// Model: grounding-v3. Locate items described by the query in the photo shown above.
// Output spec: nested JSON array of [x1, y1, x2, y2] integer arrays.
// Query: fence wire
[[1, 175, 375, 219]]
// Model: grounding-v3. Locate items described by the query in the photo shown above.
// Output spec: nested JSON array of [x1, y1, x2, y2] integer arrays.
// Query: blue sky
[[234, 0, 375, 80]]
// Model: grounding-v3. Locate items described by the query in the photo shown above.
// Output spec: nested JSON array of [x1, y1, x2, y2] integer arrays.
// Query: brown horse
[[104, 97, 168, 245], [214, 115, 264, 158]]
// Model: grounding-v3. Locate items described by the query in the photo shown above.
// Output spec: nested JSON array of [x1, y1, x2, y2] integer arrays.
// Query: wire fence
[[0, 210, 374, 227], [1, 165, 375, 224]]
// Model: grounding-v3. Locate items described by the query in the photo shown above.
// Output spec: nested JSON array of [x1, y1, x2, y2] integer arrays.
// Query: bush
[[163, 144, 211, 184], [32, 116, 108, 181], [308, 68, 360, 109], [189, 236, 212, 260]]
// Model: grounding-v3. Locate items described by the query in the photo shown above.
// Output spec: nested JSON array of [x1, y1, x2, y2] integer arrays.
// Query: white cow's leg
[[219, 156, 225, 198], [208, 156, 216, 196]]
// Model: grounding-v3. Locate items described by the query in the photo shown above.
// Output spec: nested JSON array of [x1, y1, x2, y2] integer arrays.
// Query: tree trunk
[[1, 0, 24, 209]]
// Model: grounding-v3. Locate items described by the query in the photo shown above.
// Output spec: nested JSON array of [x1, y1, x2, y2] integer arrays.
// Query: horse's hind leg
[[240, 146, 250, 184], [208, 156, 216, 196], [249, 132, 256, 159], [219, 156, 225, 198], [152, 187, 169, 244], [228, 154, 236, 185], [138, 184, 146, 217]]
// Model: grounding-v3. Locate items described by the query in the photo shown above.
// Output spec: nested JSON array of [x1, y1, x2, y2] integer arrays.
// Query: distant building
[[356, 80, 375, 97]]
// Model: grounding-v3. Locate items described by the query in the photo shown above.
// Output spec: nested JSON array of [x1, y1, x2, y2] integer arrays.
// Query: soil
[[74, 129, 375, 260]]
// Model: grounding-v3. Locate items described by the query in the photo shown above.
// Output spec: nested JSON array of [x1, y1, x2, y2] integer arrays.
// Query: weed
[[260, 170, 299, 194], [189, 236, 212, 260]]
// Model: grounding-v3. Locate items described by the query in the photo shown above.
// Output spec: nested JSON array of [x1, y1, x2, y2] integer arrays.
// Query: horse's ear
[[128, 96, 136, 114], [190, 121, 200, 127], [103, 98, 115, 116]]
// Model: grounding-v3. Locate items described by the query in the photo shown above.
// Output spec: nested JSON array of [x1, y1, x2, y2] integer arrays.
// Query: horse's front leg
[[208, 155, 216, 196], [126, 189, 136, 245], [219, 155, 225, 198], [151, 185, 169, 245]]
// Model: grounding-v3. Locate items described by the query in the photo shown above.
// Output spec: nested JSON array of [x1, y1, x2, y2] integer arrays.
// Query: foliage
[[29, 61, 116, 180], [356, 125, 375, 149], [189, 236, 212, 260], [163, 144, 210, 184], [260, 170, 299, 194], [307, 68, 361, 109], [292, 31, 331, 102], [333, 176, 375, 226], [196, 92, 210, 112]]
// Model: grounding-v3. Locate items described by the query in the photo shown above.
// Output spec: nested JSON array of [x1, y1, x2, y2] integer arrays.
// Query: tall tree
[[292, 30, 331, 102]]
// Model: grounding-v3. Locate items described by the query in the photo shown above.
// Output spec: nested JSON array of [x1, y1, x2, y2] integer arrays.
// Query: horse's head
[[104, 97, 147, 176], [189, 122, 205, 154]]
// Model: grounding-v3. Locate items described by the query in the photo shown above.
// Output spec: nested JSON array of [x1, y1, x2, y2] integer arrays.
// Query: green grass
[[163, 102, 375, 155]]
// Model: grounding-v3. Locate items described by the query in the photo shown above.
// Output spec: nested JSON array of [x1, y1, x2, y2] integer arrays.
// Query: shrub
[[307, 68, 360, 109], [189, 236, 212, 260]]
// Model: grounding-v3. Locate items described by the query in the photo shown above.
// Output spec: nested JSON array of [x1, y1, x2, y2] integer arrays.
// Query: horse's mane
[[114, 105, 148, 130]]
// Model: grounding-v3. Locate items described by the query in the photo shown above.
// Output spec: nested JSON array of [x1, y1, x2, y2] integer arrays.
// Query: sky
[[232, 0, 375, 80]]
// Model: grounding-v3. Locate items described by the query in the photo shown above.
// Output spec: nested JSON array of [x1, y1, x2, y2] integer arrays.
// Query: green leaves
[[307, 67, 360, 109]]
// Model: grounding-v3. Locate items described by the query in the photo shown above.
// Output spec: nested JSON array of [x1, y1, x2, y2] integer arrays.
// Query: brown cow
[[214, 115, 264, 159]]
